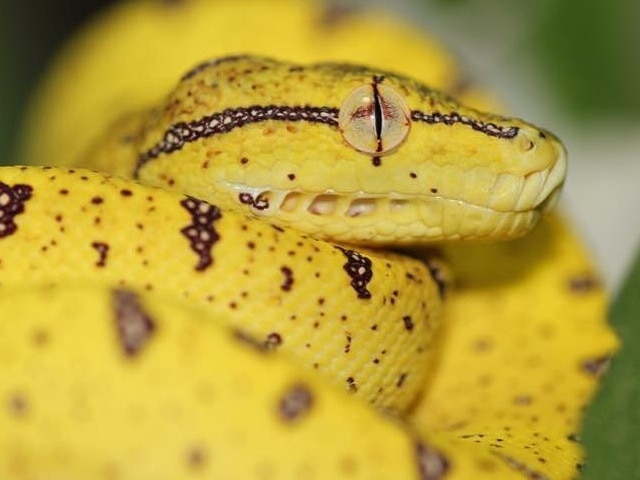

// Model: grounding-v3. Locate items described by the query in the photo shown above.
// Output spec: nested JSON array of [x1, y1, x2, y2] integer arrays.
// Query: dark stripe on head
[[136, 105, 339, 176], [136, 105, 520, 176]]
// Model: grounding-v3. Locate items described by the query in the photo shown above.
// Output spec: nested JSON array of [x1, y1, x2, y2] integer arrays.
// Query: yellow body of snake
[[0, 0, 617, 479]]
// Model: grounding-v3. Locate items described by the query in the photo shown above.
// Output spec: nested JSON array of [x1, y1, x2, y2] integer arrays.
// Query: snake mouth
[[220, 170, 562, 244]]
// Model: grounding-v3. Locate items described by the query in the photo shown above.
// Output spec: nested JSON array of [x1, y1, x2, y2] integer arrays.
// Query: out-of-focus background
[[0, 0, 639, 292]]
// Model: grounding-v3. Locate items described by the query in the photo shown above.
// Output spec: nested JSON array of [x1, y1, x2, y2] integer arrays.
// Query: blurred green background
[[1, 0, 639, 477]]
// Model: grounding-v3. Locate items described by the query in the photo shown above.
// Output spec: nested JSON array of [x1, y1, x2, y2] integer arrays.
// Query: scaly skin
[[0, 165, 441, 414], [0, 284, 579, 480], [5, 0, 617, 478], [82, 56, 566, 244]]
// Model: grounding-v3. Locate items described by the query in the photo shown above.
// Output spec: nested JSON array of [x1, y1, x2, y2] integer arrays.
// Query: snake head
[[136, 56, 567, 245]]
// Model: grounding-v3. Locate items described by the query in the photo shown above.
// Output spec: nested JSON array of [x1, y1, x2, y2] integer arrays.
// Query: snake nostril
[[346, 198, 376, 217], [308, 194, 338, 216], [519, 135, 536, 152]]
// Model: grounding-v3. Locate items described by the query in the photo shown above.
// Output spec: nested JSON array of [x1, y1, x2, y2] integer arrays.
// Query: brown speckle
[[91, 241, 109, 267], [120, 189, 133, 197], [344, 333, 352, 353], [112, 289, 156, 357], [0, 182, 33, 239], [265, 332, 283, 350], [581, 355, 611, 377], [187, 446, 208, 469], [287, 173, 296, 181], [397, 372, 408, 388], [278, 384, 314, 422], [513, 395, 534, 406], [91, 196, 104, 205], [568, 274, 601, 293], [403, 315, 414, 331], [346, 376, 358, 393], [280, 266, 294, 291], [415, 441, 450, 480], [180, 197, 222, 271]]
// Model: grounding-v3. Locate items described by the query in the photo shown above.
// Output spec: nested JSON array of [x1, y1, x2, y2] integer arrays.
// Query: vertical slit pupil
[[372, 83, 384, 150]]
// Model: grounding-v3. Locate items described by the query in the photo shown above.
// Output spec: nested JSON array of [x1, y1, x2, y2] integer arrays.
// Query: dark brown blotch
[[179, 196, 222, 271], [280, 266, 294, 291], [112, 288, 156, 357], [346, 376, 358, 393], [335, 246, 373, 299], [403, 315, 414, 332], [278, 383, 314, 423], [0, 181, 33, 239], [238, 192, 269, 210], [265, 332, 283, 350], [186, 445, 208, 469], [91, 241, 110, 267]]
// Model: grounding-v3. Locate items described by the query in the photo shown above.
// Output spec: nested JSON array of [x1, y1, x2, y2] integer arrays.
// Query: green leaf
[[582, 247, 640, 479]]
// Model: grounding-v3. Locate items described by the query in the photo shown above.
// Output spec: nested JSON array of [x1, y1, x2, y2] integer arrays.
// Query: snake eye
[[338, 82, 411, 156]]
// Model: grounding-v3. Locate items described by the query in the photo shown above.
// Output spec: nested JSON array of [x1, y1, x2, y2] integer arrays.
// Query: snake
[[0, 0, 616, 479]]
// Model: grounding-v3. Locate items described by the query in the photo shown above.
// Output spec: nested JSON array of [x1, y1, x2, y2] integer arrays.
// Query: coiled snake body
[[0, 1, 616, 479]]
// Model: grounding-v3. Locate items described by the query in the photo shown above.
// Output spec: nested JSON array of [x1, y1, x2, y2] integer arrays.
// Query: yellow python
[[0, 0, 616, 479]]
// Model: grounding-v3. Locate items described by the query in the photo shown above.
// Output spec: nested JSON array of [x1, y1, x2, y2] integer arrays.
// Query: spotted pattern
[[179, 197, 222, 271], [278, 383, 314, 422], [0, 181, 33, 239], [415, 441, 450, 480], [137, 105, 339, 172], [411, 110, 519, 139], [335, 246, 373, 299], [112, 289, 156, 357]]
